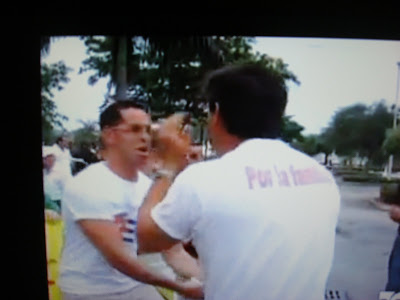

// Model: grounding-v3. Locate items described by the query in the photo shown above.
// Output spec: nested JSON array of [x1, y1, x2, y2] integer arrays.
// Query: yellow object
[[137, 253, 178, 300], [156, 286, 177, 300], [45, 220, 178, 300], [45, 219, 64, 300]]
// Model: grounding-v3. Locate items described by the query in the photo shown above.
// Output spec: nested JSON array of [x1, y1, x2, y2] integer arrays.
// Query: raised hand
[[156, 113, 192, 174]]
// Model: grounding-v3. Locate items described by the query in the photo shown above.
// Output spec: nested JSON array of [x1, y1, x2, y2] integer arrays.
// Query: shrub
[[381, 181, 400, 204]]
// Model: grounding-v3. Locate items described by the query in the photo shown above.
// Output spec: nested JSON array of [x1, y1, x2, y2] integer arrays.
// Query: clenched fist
[[390, 205, 400, 223], [156, 113, 192, 174]]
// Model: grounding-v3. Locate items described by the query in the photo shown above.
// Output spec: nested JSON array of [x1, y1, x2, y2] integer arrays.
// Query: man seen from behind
[[137, 65, 341, 300]]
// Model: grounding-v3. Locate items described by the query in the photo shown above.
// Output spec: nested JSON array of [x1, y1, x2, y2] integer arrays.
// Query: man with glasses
[[58, 101, 202, 300]]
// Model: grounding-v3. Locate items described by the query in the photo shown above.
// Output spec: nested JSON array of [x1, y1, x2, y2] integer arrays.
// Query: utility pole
[[387, 61, 400, 177]]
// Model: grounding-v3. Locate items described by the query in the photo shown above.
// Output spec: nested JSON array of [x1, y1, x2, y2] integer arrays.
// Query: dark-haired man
[[59, 101, 202, 300], [137, 65, 341, 299]]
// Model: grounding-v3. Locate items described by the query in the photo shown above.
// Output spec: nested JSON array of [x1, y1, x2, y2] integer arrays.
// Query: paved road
[[326, 176, 398, 300]]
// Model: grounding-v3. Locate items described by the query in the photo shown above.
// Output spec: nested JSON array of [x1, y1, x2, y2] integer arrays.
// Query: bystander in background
[[43, 145, 66, 300], [386, 204, 400, 292], [51, 136, 86, 179]]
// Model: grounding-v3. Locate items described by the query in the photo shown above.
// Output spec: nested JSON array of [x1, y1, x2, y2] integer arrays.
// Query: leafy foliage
[[79, 36, 300, 120], [71, 120, 99, 147], [219, 36, 300, 85], [281, 116, 304, 144], [292, 134, 319, 155], [383, 127, 400, 156], [73, 35, 304, 149], [321, 100, 393, 166], [41, 61, 72, 144], [292, 133, 334, 165]]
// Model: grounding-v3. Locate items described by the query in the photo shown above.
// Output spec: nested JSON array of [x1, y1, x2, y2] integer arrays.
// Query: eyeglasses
[[111, 124, 151, 134]]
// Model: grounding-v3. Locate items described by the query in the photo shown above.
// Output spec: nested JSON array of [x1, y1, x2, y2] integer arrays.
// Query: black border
[[6, 11, 400, 298]]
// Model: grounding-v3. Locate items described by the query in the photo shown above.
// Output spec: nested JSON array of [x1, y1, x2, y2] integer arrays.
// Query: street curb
[[369, 197, 392, 211]]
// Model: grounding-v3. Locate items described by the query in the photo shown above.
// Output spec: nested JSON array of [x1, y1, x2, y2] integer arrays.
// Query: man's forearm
[[162, 243, 203, 280], [111, 244, 204, 299], [79, 219, 184, 293], [137, 175, 179, 253], [111, 247, 184, 292]]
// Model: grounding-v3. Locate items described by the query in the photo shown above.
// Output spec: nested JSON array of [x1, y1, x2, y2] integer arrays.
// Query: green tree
[[293, 133, 334, 165], [383, 127, 400, 156], [322, 100, 393, 167], [79, 36, 299, 116], [79, 36, 144, 101], [70, 120, 101, 174], [292, 134, 319, 155], [281, 116, 304, 144], [316, 131, 335, 165], [41, 61, 72, 144], [137, 36, 301, 143], [79, 35, 301, 149], [41, 36, 72, 144], [135, 36, 222, 118], [71, 120, 99, 149], [322, 104, 366, 157], [359, 101, 393, 165], [218, 36, 300, 85], [79, 36, 222, 110]]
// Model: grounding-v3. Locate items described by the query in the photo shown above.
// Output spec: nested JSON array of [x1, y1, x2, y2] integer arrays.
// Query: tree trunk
[[204, 138, 208, 159], [324, 153, 329, 166], [199, 124, 204, 146], [115, 36, 128, 100]]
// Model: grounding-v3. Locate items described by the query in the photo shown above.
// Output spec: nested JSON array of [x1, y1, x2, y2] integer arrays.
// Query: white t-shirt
[[51, 144, 73, 178], [59, 161, 152, 295], [151, 139, 340, 300], [43, 167, 68, 201]]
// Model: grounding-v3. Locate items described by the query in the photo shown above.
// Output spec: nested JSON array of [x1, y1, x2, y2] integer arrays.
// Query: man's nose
[[141, 130, 151, 142]]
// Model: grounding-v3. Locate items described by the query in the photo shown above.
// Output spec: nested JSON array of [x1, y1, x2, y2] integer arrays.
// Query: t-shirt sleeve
[[63, 179, 122, 221], [150, 170, 202, 243]]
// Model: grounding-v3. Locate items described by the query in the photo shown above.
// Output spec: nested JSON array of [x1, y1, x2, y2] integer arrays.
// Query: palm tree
[[80, 36, 138, 102], [40, 36, 72, 143], [80, 36, 223, 106]]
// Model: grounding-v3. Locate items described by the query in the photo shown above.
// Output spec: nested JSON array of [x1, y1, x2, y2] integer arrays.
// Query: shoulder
[[168, 159, 224, 195], [290, 146, 331, 172], [65, 162, 111, 193], [50, 144, 62, 155], [285, 146, 337, 184], [72, 161, 106, 179], [63, 162, 125, 210], [178, 159, 220, 182]]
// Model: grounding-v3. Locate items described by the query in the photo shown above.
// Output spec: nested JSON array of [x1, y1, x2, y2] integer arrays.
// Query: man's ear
[[210, 103, 226, 132], [101, 128, 116, 147]]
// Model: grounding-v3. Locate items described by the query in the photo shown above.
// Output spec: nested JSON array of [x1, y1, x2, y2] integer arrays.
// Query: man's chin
[[134, 155, 149, 169]]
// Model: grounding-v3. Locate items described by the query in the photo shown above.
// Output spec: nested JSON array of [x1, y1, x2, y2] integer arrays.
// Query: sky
[[41, 36, 400, 135]]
